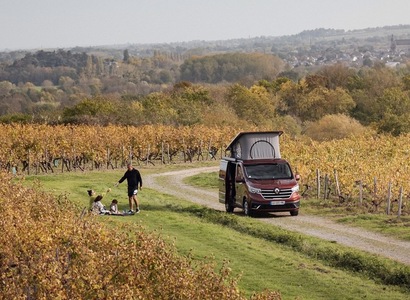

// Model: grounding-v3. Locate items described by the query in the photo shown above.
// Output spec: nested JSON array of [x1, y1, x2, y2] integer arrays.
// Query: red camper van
[[218, 131, 301, 216]]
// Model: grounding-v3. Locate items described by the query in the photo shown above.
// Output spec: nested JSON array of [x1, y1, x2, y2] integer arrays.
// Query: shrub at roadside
[[0, 173, 281, 300]]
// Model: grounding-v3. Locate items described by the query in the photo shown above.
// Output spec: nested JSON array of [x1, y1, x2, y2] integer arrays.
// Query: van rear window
[[244, 163, 292, 180]]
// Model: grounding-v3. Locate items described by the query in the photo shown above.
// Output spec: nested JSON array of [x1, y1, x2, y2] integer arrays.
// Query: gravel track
[[145, 166, 410, 266]]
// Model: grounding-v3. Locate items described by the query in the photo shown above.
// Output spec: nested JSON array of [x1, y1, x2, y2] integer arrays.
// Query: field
[[18, 162, 410, 299]]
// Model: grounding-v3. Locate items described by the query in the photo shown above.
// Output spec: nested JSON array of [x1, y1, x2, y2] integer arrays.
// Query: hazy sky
[[1, 0, 409, 50]]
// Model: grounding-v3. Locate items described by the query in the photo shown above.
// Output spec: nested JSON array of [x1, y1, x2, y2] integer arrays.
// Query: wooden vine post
[[106, 147, 110, 169], [167, 143, 170, 164], [373, 177, 377, 200], [27, 149, 30, 175], [121, 145, 125, 167], [72, 146, 76, 172], [359, 181, 363, 206], [61, 150, 64, 173], [207, 139, 212, 161], [316, 169, 320, 199], [398, 187, 403, 217], [182, 138, 186, 162], [35, 153, 39, 175], [146, 144, 150, 166], [334, 169, 341, 199], [161, 142, 164, 165], [91, 148, 94, 171], [199, 139, 203, 161], [44, 149, 48, 173], [386, 181, 392, 215]]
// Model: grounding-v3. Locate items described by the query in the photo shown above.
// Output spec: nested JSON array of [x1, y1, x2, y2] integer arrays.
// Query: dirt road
[[145, 166, 410, 266]]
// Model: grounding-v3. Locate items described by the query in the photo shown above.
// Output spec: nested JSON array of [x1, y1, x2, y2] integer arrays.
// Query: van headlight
[[249, 186, 261, 194], [291, 184, 300, 193]]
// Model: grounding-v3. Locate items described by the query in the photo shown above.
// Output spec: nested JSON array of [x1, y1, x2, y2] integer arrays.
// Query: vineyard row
[[1, 124, 410, 211]]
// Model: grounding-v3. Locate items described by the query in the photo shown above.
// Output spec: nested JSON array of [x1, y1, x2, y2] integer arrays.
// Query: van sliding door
[[234, 164, 246, 206]]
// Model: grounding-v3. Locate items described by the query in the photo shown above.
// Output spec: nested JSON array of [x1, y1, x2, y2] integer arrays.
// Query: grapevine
[[0, 124, 409, 212]]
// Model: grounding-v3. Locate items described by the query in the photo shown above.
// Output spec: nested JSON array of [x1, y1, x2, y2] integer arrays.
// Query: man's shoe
[[135, 208, 140, 214], [127, 210, 135, 215]]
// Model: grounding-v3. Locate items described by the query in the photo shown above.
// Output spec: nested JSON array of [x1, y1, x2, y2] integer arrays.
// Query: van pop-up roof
[[225, 131, 282, 160]]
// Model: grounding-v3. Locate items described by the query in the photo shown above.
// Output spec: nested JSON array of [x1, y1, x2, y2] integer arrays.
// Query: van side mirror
[[295, 174, 301, 181]]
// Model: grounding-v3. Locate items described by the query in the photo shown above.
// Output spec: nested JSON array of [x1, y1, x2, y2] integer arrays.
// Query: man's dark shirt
[[119, 168, 142, 189]]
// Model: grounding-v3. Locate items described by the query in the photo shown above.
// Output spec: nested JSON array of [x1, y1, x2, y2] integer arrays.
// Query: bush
[[304, 114, 369, 141], [0, 173, 279, 299]]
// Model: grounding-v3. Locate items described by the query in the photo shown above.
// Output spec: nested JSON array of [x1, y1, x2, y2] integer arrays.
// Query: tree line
[[0, 49, 410, 137]]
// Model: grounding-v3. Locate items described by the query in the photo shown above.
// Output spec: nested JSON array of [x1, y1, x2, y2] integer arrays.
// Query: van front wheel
[[243, 200, 252, 217], [290, 210, 299, 216]]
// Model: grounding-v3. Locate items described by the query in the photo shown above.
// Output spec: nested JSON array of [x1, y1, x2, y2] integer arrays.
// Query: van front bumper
[[250, 200, 300, 212]]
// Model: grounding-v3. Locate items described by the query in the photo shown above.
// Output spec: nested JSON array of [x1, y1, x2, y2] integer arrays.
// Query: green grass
[[300, 199, 410, 242], [185, 170, 218, 189], [22, 165, 410, 299], [335, 214, 410, 241]]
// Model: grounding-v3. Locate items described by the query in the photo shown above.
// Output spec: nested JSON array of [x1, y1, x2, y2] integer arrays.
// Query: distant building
[[390, 35, 410, 53], [386, 61, 400, 68]]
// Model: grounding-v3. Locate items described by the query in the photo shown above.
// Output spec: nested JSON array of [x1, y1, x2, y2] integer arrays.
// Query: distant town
[[1, 25, 410, 71]]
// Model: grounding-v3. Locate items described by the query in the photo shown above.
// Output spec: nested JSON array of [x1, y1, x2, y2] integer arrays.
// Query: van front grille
[[261, 188, 292, 200]]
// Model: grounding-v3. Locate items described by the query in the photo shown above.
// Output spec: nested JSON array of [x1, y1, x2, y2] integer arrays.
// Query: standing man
[[115, 162, 142, 214]]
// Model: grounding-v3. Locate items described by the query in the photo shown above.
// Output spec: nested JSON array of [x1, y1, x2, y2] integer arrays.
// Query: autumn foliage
[[0, 172, 281, 299]]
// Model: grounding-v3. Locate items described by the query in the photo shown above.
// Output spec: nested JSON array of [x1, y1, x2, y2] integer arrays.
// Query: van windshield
[[244, 163, 292, 180]]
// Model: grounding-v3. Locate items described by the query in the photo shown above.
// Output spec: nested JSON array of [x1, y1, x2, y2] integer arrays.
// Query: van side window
[[236, 165, 244, 180]]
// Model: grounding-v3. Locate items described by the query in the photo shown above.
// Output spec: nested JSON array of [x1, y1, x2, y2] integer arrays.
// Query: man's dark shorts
[[128, 186, 138, 197]]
